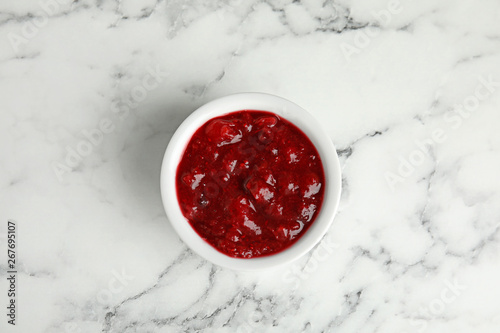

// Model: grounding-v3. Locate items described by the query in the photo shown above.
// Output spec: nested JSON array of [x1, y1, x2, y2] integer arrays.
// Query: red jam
[[176, 110, 325, 258]]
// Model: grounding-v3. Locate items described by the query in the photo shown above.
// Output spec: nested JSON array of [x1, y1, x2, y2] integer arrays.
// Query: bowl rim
[[160, 92, 342, 270]]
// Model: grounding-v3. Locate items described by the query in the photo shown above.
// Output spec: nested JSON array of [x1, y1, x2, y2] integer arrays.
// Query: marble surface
[[1, 0, 500, 332]]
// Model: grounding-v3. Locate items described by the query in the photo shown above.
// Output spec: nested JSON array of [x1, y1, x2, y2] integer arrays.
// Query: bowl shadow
[[114, 95, 203, 226]]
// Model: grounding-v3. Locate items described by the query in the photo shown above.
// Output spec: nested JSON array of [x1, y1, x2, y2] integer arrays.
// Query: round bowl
[[160, 93, 341, 270]]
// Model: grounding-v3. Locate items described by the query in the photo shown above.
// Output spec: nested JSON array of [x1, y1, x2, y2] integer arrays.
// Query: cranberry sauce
[[176, 110, 325, 258]]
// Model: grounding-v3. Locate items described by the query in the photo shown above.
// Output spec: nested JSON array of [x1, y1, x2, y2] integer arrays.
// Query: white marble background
[[1, 0, 499, 332]]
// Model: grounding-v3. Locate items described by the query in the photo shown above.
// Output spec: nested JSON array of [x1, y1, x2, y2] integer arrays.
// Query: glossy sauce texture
[[176, 110, 325, 258]]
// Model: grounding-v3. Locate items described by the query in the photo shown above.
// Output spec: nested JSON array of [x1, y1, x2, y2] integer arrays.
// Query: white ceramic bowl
[[160, 93, 341, 270]]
